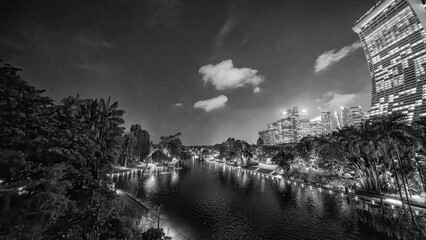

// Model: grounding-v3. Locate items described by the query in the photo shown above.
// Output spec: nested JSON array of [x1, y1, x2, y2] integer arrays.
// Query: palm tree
[[372, 114, 419, 223], [79, 97, 125, 179], [60, 94, 82, 117]]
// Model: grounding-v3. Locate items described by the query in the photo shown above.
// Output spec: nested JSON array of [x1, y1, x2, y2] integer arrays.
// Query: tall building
[[280, 107, 299, 143], [321, 111, 332, 134], [266, 123, 275, 145], [353, 0, 426, 121], [341, 106, 354, 127], [310, 115, 323, 137], [350, 106, 363, 126], [331, 111, 341, 131], [299, 109, 311, 139]]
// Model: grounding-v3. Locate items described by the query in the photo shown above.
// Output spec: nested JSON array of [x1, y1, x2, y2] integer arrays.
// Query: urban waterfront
[[4, 0, 426, 239], [115, 160, 405, 240]]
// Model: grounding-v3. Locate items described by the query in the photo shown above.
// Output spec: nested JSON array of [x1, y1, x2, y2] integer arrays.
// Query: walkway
[[206, 160, 426, 215], [117, 189, 191, 240]]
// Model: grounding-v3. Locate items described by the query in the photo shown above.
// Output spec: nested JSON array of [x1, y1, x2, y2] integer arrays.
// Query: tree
[[257, 137, 264, 146], [0, 63, 144, 239]]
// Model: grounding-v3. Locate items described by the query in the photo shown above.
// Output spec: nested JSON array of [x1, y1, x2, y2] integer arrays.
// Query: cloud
[[314, 41, 362, 73], [199, 60, 264, 92], [194, 95, 228, 112], [318, 91, 356, 110], [214, 0, 240, 49], [253, 87, 261, 93], [174, 103, 183, 107]]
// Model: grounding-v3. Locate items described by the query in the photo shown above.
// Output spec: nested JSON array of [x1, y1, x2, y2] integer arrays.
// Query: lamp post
[[157, 205, 160, 228]]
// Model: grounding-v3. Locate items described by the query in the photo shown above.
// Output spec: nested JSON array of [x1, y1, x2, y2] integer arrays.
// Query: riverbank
[[117, 189, 191, 240], [206, 160, 426, 215]]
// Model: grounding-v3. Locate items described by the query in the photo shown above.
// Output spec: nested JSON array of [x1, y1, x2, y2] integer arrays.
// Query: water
[[114, 160, 407, 240]]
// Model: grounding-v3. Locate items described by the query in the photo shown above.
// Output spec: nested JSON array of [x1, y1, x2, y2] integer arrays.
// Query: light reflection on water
[[115, 161, 412, 240]]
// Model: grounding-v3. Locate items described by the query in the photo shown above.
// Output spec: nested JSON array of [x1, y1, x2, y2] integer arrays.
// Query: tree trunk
[[415, 161, 426, 192], [372, 161, 385, 216], [395, 149, 416, 224], [391, 157, 407, 215]]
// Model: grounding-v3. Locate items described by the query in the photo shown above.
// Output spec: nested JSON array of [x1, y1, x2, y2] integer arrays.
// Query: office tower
[[341, 106, 354, 127], [321, 111, 332, 134], [281, 116, 294, 143], [350, 106, 363, 126], [331, 111, 341, 131], [299, 109, 311, 139], [310, 115, 323, 137], [291, 107, 301, 141], [353, 0, 426, 121]]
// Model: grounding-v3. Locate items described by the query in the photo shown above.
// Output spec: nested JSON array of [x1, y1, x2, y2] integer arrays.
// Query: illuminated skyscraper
[[331, 111, 341, 131], [310, 115, 323, 137], [341, 106, 354, 127], [280, 107, 299, 143], [321, 111, 332, 134], [266, 123, 275, 145], [299, 109, 311, 139], [350, 106, 363, 126], [353, 0, 426, 121]]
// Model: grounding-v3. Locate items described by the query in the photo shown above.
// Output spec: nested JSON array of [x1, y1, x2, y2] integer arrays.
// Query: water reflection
[[113, 161, 420, 240]]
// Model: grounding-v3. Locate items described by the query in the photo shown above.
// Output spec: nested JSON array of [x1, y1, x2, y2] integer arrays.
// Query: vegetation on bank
[[267, 114, 426, 237], [0, 63, 175, 239]]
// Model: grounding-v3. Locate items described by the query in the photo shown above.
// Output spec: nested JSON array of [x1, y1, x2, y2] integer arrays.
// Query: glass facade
[[354, 0, 426, 121]]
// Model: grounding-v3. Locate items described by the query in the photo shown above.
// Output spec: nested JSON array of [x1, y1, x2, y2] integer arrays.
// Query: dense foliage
[[270, 113, 426, 234], [0, 63, 168, 239]]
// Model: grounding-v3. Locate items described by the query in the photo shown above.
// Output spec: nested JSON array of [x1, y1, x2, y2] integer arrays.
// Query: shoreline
[[204, 160, 426, 214], [117, 189, 191, 240]]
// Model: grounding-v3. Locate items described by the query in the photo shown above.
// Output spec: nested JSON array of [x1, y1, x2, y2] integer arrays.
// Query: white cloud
[[314, 41, 362, 73], [253, 87, 261, 93], [319, 91, 356, 110], [194, 95, 228, 112], [174, 103, 183, 107], [199, 60, 264, 92]]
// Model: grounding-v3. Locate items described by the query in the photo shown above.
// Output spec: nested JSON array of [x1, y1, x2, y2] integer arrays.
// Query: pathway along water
[[114, 159, 414, 240]]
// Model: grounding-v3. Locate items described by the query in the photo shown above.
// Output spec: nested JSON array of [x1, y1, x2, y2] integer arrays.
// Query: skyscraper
[[341, 106, 353, 127], [353, 0, 426, 122], [331, 111, 341, 131], [321, 111, 332, 134], [350, 106, 363, 126], [280, 107, 299, 143], [299, 109, 311, 139], [310, 115, 323, 137]]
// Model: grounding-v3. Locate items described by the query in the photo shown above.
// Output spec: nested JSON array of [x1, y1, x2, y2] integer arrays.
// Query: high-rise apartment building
[[353, 0, 426, 121]]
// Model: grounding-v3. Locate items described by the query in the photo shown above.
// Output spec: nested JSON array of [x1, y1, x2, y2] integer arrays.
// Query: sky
[[0, 0, 377, 145]]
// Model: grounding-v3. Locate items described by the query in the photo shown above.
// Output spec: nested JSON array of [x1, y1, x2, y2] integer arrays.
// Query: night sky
[[0, 0, 376, 145]]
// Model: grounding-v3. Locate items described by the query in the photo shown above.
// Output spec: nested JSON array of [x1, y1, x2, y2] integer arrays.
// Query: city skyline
[[0, 0, 375, 145], [258, 105, 363, 145]]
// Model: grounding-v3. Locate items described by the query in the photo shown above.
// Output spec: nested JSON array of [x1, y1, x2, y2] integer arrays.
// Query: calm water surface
[[115, 160, 404, 240]]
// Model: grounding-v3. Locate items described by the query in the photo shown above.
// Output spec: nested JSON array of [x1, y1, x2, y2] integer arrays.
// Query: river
[[114, 159, 407, 240]]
